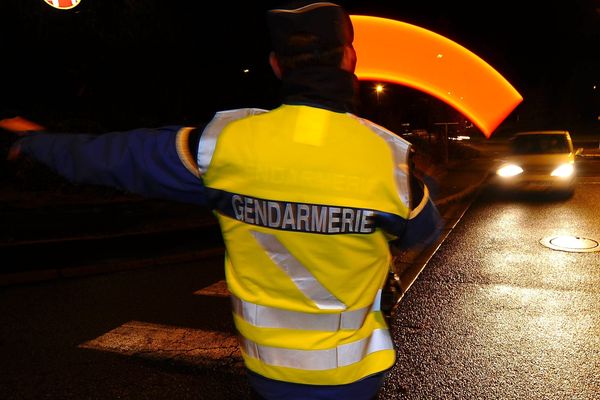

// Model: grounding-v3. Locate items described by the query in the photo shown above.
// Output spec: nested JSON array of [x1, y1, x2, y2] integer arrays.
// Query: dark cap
[[267, 2, 354, 56]]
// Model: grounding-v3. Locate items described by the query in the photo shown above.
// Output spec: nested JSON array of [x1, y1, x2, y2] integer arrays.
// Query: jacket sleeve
[[379, 177, 443, 252], [396, 176, 444, 250], [378, 147, 444, 252], [17, 125, 208, 205]]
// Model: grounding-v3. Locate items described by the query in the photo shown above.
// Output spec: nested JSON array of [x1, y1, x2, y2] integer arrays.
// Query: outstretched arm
[[2, 117, 208, 205]]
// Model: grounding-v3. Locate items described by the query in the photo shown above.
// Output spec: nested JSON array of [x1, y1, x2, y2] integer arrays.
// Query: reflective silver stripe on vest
[[355, 116, 411, 210], [231, 294, 374, 331], [241, 328, 394, 370], [197, 108, 268, 175], [251, 231, 346, 311], [372, 288, 382, 312]]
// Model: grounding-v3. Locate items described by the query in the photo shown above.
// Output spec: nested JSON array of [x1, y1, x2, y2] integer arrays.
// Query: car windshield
[[510, 134, 570, 155]]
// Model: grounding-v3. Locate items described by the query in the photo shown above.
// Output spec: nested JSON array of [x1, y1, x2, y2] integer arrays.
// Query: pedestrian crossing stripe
[[193, 280, 230, 297], [79, 320, 242, 367], [79, 281, 239, 367]]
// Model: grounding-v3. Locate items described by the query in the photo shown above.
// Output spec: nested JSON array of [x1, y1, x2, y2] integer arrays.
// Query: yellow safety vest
[[195, 104, 412, 385]]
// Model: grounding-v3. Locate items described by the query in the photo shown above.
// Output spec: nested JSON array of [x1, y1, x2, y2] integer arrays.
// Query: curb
[[435, 171, 491, 207], [389, 173, 486, 314], [577, 153, 600, 159]]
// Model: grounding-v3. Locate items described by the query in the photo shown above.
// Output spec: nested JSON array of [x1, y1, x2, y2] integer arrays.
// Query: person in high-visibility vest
[[2, 2, 442, 399]]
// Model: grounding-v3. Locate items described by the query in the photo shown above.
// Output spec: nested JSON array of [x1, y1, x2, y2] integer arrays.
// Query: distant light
[[436, 53, 444, 59], [375, 84, 384, 93], [594, 85, 597, 90], [43, 0, 82, 10], [243, 69, 250, 74], [448, 135, 470, 141]]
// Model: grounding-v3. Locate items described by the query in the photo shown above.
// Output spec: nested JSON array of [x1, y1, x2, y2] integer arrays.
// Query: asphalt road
[[0, 252, 248, 400], [1, 156, 599, 400], [381, 158, 600, 399]]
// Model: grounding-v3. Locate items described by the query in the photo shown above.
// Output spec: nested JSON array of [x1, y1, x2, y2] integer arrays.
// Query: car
[[494, 130, 576, 196]]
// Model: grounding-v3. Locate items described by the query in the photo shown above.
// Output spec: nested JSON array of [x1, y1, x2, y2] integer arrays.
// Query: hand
[[0, 116, 44, 161]]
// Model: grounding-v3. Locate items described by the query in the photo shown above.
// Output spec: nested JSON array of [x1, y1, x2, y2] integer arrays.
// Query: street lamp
[[375, 83, 384, 104]]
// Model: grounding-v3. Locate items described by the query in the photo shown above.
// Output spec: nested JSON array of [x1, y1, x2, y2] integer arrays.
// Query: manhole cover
[[540, 235, 600, 253]]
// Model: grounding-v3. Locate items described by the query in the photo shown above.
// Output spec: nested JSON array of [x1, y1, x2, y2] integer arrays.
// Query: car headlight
[[551, 163, 574, 178], [497, 164, 523, 177]]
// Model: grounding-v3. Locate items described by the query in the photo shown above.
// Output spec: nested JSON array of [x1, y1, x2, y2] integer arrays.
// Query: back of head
[[266, 2, 354, 72]]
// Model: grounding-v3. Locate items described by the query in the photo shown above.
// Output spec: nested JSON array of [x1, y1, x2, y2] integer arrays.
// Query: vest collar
[[280, 66, 358, 113]]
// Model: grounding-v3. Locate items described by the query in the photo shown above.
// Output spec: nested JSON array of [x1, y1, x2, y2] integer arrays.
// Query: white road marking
[[78, 281, 239, 367], [79, 320, 242, 367], [194, 280, 230, 297]]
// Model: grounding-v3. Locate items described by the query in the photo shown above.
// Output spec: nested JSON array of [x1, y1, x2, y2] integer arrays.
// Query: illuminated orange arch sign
[[350, 15, 523, 138]]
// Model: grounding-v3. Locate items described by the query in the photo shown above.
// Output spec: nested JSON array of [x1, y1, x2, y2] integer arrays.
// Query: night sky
[[1, 0, 598, 136]]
